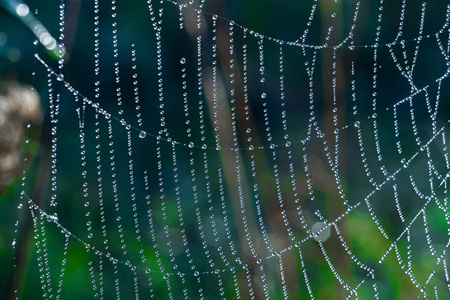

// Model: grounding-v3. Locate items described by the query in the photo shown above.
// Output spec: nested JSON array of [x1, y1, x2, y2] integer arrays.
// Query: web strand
[[9, 0, 450, 299]]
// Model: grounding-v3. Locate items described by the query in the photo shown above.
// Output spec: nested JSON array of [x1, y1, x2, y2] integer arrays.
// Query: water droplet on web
[[46, 213, 58, 223], [56, 74, 64, 81], [261, 92, 267, 99], [194, 271, 200, 276], [57, 44, 66, 56], [188, 142, 194, 148], [139, 131, 146, 138], [180, 57, 186, 64], [311, 222, 331, 242], [354, 121, 360, 128]]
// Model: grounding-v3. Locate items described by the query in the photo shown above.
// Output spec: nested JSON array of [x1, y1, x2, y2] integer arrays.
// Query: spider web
[[7, 0, 450, 299]]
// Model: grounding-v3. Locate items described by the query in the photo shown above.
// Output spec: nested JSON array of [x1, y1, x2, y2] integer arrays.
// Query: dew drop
[[56, 74, 64, 81], [188, 142, 195, 148], [58, 44, 66, 56], [139, 131, 147, 138], [311, 222, 331, 242], [46, 214, 58, 223], [194, 271, 200, 276], [180, 57, 186, 64], [261, 92, 267, 99]]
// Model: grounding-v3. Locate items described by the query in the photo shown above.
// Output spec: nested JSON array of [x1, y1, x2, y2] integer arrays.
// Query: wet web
[[9, 0, 450, 299]]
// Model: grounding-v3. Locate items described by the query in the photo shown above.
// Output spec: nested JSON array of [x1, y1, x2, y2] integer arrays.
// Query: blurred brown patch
[[0, 82, 42, 193]]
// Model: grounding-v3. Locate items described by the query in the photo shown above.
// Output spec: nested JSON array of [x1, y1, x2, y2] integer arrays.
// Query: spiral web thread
[[10, 0, 450, 299]]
